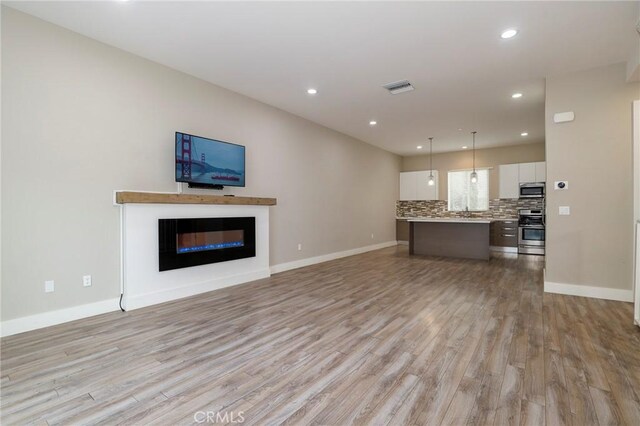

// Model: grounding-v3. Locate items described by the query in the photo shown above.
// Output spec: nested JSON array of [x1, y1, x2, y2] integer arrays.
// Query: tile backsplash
[[396, 198, 544, 219]]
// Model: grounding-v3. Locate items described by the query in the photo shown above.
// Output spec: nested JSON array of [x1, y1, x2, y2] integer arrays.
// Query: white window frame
[[447, 168, 490, 212]]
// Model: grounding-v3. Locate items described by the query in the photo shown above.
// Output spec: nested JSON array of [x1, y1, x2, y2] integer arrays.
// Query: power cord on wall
[[119, 293, 125, 312]]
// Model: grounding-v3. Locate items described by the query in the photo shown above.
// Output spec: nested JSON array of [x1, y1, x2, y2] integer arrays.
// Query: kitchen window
[[448, 169, 489, 211]]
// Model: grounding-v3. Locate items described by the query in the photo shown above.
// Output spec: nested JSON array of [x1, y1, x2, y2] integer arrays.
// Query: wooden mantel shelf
[[115, 192, 277, 206]]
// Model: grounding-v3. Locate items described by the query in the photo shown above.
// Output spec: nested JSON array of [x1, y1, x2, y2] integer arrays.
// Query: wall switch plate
[[83, 275, 92, 287], [371, 233, 374, 239], [559, 206, 571, 215], [554, 181, 569, 190], [297, 243, 302, 251], [45, 280, 55, 293]]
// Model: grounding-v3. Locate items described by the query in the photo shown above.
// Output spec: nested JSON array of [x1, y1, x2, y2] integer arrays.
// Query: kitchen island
[[408, 218, 491, 260]]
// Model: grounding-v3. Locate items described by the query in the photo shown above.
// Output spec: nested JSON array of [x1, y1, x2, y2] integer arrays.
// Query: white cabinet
[[519, 162, 546, 183], [399, 172, 417, 201], [499, 164, 520, 199], [534, 162, 546, 182], [414, 171, 433, 200], [499, 161, 547, 198], [518, 163, 536, 183], [399, 171, 439, 201]]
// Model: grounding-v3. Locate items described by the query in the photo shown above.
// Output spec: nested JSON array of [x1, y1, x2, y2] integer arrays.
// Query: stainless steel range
[[518, 209, 545, 255]]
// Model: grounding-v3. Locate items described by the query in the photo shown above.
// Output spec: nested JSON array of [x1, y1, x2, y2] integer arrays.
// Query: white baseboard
[[270, 241, 398, 274], [1, 298, 120, 338], [397, 240, 409, 246], [544, 281, 633, 302], [490, 246, 518, 253], [124, 268, 271, 311]]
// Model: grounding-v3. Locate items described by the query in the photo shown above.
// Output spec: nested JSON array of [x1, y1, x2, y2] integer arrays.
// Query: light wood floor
[[2, 246, 640, 425]]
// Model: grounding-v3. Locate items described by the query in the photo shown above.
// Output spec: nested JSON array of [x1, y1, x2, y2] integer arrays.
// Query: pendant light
[[470, 131, 478, 183], [428, 137, 435, 186]]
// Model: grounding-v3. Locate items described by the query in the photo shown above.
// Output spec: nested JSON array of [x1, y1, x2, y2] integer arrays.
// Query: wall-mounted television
[[175, 132, 246, 189]]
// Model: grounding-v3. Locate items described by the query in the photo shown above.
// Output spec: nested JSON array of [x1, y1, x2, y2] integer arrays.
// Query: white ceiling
[[5, 1, 639, 155]]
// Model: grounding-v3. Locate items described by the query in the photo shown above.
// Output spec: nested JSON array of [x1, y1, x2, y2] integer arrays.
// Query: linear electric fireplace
[[158, 217, 256, 271]]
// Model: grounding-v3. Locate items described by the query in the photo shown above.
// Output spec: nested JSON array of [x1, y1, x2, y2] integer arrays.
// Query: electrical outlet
[[83, 275, 92, 287], [45, 280, 54, 293], [559, 206, 571, 215], [297, 243, 302, 251]]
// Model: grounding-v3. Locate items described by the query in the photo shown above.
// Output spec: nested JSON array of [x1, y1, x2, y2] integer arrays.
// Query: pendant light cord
[[429, 137, 434, 176], [471, 131, 477, 172]]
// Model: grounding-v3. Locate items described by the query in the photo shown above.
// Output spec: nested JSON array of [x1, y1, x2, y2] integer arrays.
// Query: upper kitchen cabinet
[[518, 163, 536, 183], [499, 161, 546, 198], [534, 161, 546, 182], [399, 171, 439, 201], [399, 172, 417, 200], [518, 162, 546, 184], [498, 164, 520, 198]]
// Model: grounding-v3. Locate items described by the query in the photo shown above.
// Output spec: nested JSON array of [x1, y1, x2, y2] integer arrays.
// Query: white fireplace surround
[[120, 203, 270, 310]]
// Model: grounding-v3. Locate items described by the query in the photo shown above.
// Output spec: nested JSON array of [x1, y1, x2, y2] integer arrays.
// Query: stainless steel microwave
[[519, 183, 545, 198]]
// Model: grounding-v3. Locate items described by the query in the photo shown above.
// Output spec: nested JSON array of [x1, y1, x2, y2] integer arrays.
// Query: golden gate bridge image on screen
[[176, 133, 243, 184]]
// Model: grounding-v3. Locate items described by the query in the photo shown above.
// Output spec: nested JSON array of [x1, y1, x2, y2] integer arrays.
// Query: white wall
[[545, 62, 640, 300], [0, 8, 400, 322]]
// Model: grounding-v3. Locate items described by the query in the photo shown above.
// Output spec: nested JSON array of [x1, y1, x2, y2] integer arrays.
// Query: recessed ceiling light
[[521, 132, 528, 136], [458, 128, 463, 131], [501, 29, 518, 39], [369, 120, 377, 126], [462, 146, 468, 149], [417, 145, 423, 150], [307, 88, 317, 95], [512, 92, 523, 99]]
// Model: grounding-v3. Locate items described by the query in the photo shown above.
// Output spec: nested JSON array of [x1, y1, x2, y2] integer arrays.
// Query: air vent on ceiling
[[383, 80, 414, 95]]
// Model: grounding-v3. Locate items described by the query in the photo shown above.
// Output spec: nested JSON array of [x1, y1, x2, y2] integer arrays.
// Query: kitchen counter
[[408, 218, 491, 224], [398, 217, 516, 222], [409, 219, 490, 260]]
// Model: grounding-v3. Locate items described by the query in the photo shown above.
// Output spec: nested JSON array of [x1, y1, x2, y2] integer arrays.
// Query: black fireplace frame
[[158, 217, 256, 271]]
